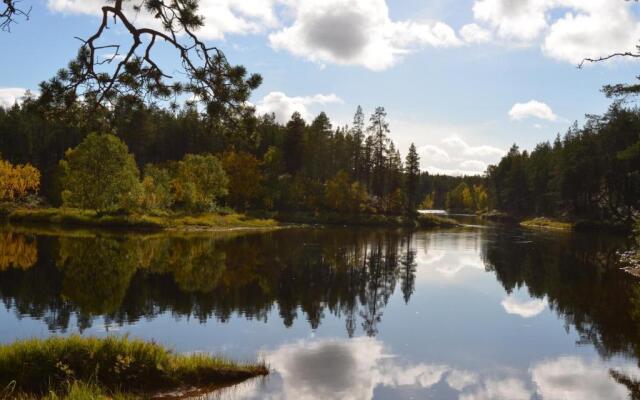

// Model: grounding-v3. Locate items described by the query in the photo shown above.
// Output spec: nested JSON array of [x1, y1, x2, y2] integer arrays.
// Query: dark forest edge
[[0, 335, 268, 399]]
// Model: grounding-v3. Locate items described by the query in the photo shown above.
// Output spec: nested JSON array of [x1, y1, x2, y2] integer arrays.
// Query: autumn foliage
[[0, 159, 40, 201]]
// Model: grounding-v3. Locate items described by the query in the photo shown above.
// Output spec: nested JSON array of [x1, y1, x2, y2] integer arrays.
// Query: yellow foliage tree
[[462, 186, 475, 210], [420, 191, 435, 209], [0, 159, 40, 201]]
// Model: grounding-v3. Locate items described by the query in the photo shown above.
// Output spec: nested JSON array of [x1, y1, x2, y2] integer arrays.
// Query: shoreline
[[1, 206, 463, 232]]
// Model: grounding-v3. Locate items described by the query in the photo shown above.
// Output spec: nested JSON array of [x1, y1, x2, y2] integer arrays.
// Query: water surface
[[1, 223, 639, 399]]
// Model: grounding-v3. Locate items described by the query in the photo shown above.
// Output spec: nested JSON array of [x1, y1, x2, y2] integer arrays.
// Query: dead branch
[[1, 0, 31, 32]]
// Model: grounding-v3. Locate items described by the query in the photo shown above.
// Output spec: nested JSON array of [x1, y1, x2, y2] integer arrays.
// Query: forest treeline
[[486, 105, 640, 223], [0, 96, 481, 216], [3, 89, 639, 223]]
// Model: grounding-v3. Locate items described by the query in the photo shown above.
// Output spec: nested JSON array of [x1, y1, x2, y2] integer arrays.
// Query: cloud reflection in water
[[207, 337, 640, 399]]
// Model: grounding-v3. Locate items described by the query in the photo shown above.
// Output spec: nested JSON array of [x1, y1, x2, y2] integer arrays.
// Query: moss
[[0, 335, 267, 397], [520, 217, 573, 231]]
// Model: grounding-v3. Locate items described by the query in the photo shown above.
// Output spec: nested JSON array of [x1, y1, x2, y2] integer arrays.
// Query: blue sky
[[2, 0, 640, 174]]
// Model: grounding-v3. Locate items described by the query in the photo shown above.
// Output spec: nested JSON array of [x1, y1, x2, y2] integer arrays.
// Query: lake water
[[1, 222, 640, 399]]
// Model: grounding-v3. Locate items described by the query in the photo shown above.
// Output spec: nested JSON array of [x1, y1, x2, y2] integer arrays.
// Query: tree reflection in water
[[0, 231, 37, 271], [481, 228, 640, 361], [0, 228, 417, 336], [2, 226, 640, 367]]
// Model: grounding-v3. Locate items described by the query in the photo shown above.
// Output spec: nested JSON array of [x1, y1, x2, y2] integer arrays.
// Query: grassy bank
[[1, 205, 468, 232], [1, 206, 279, 232], [0, 335, 267, 398], [520, 217, 573, 231]]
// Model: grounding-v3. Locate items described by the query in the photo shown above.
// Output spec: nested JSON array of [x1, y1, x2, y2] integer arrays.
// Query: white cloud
[[460, 159, 488, 172], [442, 135, 505, 159], [425, 166, 485, 177], [101, 53, 125, 62], [47, 0, 279, 39], [531, 356, 638, 400], [418, 145, 450, 163], [255, 91, 343, 123], [269, 0, 462, 70], [509, 100, 558, 122], [472, 0, 550, 42], [471, 0, 640, 64], [0, 88, 32, 108], [542, 2, 640, 64], [501, 295, 547, 318], [460, 23, 492, 44], [47, 0, 640, 68]]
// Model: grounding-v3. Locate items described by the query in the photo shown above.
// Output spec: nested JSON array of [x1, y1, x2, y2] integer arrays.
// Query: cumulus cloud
[[415, 134, 503, 176], [47, 0, 279, 39], [269, 0, 462, 70], [542, 2, 640, 64], [472, 0, 550, 42], [501, 295, 547, 318], [0, 88, 33, 108], [442, 135, 505, 159], [509, 100, 558, 122], [255, 91, 343, 123], [471, 0, 640, 64], [460, 23, 492, 44]]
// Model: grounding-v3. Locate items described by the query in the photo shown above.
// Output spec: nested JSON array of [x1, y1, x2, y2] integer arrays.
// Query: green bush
[[59, 133, 143, 213]]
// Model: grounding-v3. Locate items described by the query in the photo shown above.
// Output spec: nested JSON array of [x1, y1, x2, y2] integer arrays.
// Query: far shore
[[1, 205, 463, 232]]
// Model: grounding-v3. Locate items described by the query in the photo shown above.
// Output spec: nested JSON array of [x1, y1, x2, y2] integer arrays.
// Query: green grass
[[520, 217, 573, 231], [2, 206, 279, 232], [7, 381, 138, 400], [0, 335, 267, 398]]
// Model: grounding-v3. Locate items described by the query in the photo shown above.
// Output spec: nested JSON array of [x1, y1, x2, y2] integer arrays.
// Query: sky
[[2, 0, 640, 175]]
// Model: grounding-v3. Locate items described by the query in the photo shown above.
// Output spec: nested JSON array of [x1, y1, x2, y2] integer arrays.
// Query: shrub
[[59, 133, 142, 213], [172, 154, 228, 212]]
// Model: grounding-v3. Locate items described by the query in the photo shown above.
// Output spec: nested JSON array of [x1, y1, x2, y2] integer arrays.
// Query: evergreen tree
[[404, 143, 420, 213], [283, 112, 305, 174], [368, 107, 390, 197]]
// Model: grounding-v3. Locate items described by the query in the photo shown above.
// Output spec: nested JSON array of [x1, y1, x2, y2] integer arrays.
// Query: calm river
[[1, 221, 639, 399]]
